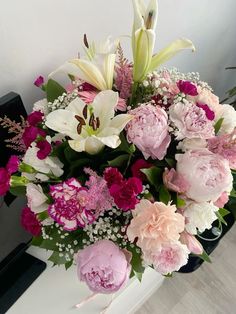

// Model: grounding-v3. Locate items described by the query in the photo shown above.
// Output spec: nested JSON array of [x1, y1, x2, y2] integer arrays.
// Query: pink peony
[[103, 167, 124, 188], [163, 168, 190, 193], [21, 206, 41, 236], [143, 242, 189, 275], [127, 199, 185, 252], [179, 231, 203, 255], [48, 178, 95, 230], [36, 140, 52, 160], [169, 101, 215, 140], [176, 149, 233, 202], [109, 177, 143, 211], [0, 168, 10, 196], [34, 75, 44, 88], [131, 159, 152, 181], [126, 103, 171, 160], [208, 129, 236, 169], [22, 126, 46, 148], [6, 155, 20, 174], [27, 111, 44, 126], [214, 192, 229, 208], [77, 240, 131, 294], [177, 80, 198, 96]]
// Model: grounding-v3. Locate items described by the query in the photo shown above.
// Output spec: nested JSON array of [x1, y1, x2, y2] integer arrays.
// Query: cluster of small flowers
[[47, 89, 79, 112]]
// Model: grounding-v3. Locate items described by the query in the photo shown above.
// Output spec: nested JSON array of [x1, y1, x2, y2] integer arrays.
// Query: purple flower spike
[[34, 76, 44, 88], [177, 80, 198, 96], [197, 103, 215, 121]]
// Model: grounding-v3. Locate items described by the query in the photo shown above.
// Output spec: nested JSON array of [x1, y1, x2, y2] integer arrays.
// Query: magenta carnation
[[104, 167, 124, 188], [0, 168, 10, 196], [77, 240, 131, 293], [48, 178, 95, 231], [22, 126, 46, 148], [21, 206, 41, 236], [34, 75, 44, 88], [6, 155, 20, 174], [109, 177, 143, 211], [126, 103, 171, 160], [36, 140, 52, 160], [177, 80, 198, 96], [27, 111, 44, 126], [131, 159, 152, 181], [196, 103, 215, 121]]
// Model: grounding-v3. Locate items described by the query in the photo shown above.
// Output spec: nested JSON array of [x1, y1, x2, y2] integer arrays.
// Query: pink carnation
[[22, 126, 46, 148], [127, 199, 185, 252], [177, 80, 198, 96], [27, 111, 44, 126], [36, 140, 52, 160], [0, 168, 10, 196], [208, 129, 236, 169], [6, 155, 20, 174], [169, 101, 215, 140], [126, 103, 171, 160], [176, 149, 233, 202], [109, 177, 143, 211], [34, 75, 44, 88], [196, 103, 215, 121], [143, 242, 189, 275], [104, 167, 124, 188], [21, 206, 41, 236], [77, 240, 131, 293], [193, 87, 221, 118], [131, 159, 152, 181], [163, 168, 190, 193]]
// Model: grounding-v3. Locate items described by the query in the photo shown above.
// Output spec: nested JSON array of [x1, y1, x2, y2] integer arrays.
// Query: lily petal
[[149, 38, 195, 72], [85, 136, 104, 155], [144, 0, 158, 30], [109, 114, 133, 132], [49, 62, 82, 79], [94, 134, 121, 149], [103, 54, 116, 90], [66, 97, 87, 116], [68, 138, 86, 152]]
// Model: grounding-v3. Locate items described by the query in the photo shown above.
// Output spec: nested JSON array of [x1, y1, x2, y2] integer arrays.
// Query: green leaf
[[216, 211, 227, 226], [46, 79, 66, 102], [9, 186, 26, 196], [165, 158, 175, 168], [159, 185, 171, 204], [108, 154, 130, 167], [227, 86, 236, 98], [176, 197, 186, 208], [65, 260, 73, 270], [117, 132, 135, 154], [218, 207, 230, 217], [196, 250, 212, 263], [164, 273, 173, 278], [141, 166, 162, 188], [31, 236, 44, 247], [133, 270, 143, 282], [37, 211, 50, 221], [48, 251, 70, 266], [214, 118, 224, 134], [230, 189, 236, 198]]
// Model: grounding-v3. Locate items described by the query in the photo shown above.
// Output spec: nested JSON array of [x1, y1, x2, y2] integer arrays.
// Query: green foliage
[[159, 185, 171, 204], [46, 79, 66, 102], [195, 250, 212, 263], [214, 118, 224, 134], [141, 166, 162, 188], [129, 244, 145, 280], [108, 154, 130, 167], [176, 197, 186, 208], [9, 186, 26, 197]]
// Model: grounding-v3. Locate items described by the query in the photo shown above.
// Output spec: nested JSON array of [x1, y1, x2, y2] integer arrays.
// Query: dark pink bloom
[[80, 82, 97, 92], [36, 140, 52, 160], [6, 155, 20, 174], [131, 159, 152, 181], [214, 192, 229, 208], [196, 103, 215, 121], [104, 167, 124, 188], [177, 80, 198, 96], [22, 126, 46, 148], [21, 206, 41, 236], [34, 76, 44, 88], [27, 111, 44, 126], [163, 168, 190, 194], [0, 168, 10, 196], [109, 177, 143, 211]]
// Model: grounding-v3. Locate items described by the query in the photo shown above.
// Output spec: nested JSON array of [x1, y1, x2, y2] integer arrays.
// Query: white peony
[[26, 183, 48, 213], [177, 138, 207, 152], [218, 104, 236, 135], [184, 201, 218, 235]]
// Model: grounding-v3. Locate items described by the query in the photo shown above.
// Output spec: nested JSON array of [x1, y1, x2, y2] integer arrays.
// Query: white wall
[[0, 0, 236, 111]]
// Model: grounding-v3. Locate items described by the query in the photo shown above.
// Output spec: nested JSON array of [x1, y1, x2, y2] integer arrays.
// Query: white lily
[[49, 37, 118, 91], [45, 90, 133, 155]]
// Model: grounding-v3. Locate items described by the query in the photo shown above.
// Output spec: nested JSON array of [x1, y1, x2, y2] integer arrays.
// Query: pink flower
[[163, 168, 190, 193], [22, 126, 46, 148], [196, 103, 215, 120], [193, 87, 221, 118], [104, 167, 124, 188], [34, 75, 44, 88], [6, 155, 20, 174], [77, 240, 131, 293], [176, 149, 233, 202], [36, 140, 52, 160], [127, 200, 185, 252], [109, 177, 142, 211], [208, 129, 236, 169], [21, 206, 41, 236], [48, 178, 95, 230], [0, 168, 10, 196], [169, 101, 215, 140], [214, 192, 229, 208], [143, 242, 189, 275], [131, 159, 152, 181], [126, 103, 171, 160], [179, 231, 203, 255], [177, 80, 198, 96], [27, 111, 44, 126], [115, 63, 132, 99]]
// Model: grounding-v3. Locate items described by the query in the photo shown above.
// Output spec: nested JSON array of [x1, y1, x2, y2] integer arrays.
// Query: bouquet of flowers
[[1, 0, 236, 297]]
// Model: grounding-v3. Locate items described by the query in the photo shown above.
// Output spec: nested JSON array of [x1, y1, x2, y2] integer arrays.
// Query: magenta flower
[[6, 155, 20, 174], [36, 140, 52, 160], [22, 126, 46, 148], [131, 159, 152, 181], [77, 240, 131, 293], [109, 177, 143, 211], [21, 206, 42, 236], [196, 103, 215, 121], [103, 167, 124, 188], [0, 168, 10, 196], [34, 76, 44, 88], [48, 178, 95, 231], [177, 80, 198, 96], [27, 111, 44, 126]]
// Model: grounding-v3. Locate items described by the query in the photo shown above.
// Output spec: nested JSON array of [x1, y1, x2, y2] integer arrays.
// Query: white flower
[[45, 90, 133, 155], [33, 98, 49, 115], [177, 138, 207, 152], [23, 144, 64, 177], [26, 183, 48, 213], [184, 201, 218, 235], [217, 104, 236, 135]]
